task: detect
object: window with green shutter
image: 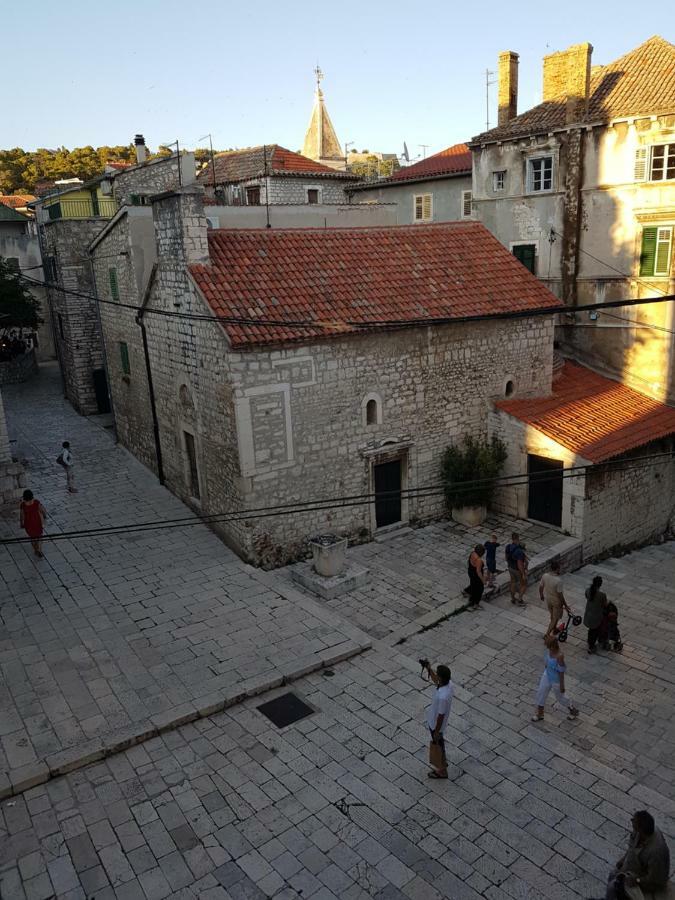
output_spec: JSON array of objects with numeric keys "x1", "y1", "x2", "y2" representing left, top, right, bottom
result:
[
  {"x1": 640, "y1": 226, "x2": 673, "y2": 276},
  {"x1": 119, "y1": 341, "x2": 130, "y2": 375},
  {"x1": 108, "y1": 267, "x2": 119, "y2": 300}
]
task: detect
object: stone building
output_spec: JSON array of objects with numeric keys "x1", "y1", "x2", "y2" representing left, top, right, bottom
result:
[
  {"x1": 196, "y1": 145, "x2": 358, "y2": 207},
  {"x1": 491, "y1": 360, "x2": 675, "y2": 558},
  {"x1": 301, "y1": 67, "x2": 345, "y2": 170},
  {"x1": 348, "y1": 144, "x2": 473, "y2": 225},
  {"x1": 0, "y1": 204, "x2": 53, "y2": 359},
  {"x1": 95, "y1": 183, "x2": 561, "y2": 566},
  {"x1": 0, "y1": 388, "x2": 24, "y2": 507},
  {"x1": 32, "y1": 141, "x2": 193, "y2": 415},
  {"x1": 470, "y1": 36, "x2": 675, "y2": 403}
]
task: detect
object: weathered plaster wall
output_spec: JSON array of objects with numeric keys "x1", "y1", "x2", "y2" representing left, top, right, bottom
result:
[{"x1": 351, "y1": 175, "x2": 472, "y2": 225}]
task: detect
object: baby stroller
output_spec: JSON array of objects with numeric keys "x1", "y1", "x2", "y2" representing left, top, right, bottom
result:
[{"x1": 555, "y1": 610, "x2": 583, "y2": 642}]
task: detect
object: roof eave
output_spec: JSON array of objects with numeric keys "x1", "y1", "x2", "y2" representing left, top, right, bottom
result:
[{"x1": 348, "y1": 170, "x2": 471, "y2": 190}]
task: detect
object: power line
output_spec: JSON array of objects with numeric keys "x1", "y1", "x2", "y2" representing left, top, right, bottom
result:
[{"x1": 2, "y1": 451, "x2": 672, "y2": 547}]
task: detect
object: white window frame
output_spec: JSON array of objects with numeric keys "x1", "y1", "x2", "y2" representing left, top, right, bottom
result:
[
  {"x1": 305, "y1": 186, "x2": 322, "y2": 204},
  {"x1": 648, "y1": 144, "x2": 675, "y2": 182},
  {"x1": 526, "y1": 156, "x2": 554, "y2": 193},
  {"x1": 492, "y1": 170, "x2": 506, "y2": 192},
  {"x1": 461, "y1": 190, "x2": 473, "y2": 218},
  {"x1": 654, "y1": 226, "x2": 673, "y2": 276},
  {"x1": 413, "y1": 193, "x2": 433, "y2": 222}
]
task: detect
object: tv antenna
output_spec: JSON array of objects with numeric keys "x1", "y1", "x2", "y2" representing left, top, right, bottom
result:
[
  {"x1": 418, "y1": 144, "x2": 429, "y2": 159},
  {"x1": 485, "y1": 69, "x2": 496, "y2": 131}
]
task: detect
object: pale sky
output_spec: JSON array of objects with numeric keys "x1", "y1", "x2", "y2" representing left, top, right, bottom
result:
[{"x1": 3, "y1": 1, "x2": 666, "y2": 162}]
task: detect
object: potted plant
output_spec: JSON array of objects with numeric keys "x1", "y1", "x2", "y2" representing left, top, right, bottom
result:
[
  {"x1": 441, "y1": 435, "x2": 507, "y2": 527},
  {"x1": 309, "y1": 533, "x2": 348, "y2": 577}
]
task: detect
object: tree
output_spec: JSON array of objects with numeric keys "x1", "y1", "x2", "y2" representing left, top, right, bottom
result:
[
  {"x1": 441, "y1": 435, "x2": 507, "y2": 509},
  {"x1": 0, "y1": 257, "x2": 43, "y2": 329}
]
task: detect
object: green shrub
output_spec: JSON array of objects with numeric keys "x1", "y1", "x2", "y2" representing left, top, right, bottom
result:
[{"x1": 441, "y1": 435, "x2": 507, "y2": 509}]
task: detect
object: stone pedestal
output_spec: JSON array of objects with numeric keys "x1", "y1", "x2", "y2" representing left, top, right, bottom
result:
[
  {"x1": 291, "y1": 562, "x2": 369, "y2": 600},
  {"x1": 309, "y1": 535, "x2": 348, "y2": 577},
  {"x1": 451, "y1": 505, "x2": 487, "y2": 527}
]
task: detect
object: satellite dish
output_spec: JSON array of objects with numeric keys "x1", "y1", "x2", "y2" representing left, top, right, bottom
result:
[{"x1": 402, "y1": 141, "x2": 410, "y2": 163}]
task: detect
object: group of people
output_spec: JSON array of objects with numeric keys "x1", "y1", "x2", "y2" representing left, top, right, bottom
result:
[
  {"x1": 465, "y1": 530, "x2": 528, "y2": 610},
  {"x1": 0, "y1": 330, "x2": 32, "y2": 362},
  {"x1": 18, "y1": 440, "x2": 77, "y2": 557}
]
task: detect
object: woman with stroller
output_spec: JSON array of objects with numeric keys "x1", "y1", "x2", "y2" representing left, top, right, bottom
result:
[{"x1": 584, "y1": 575, "x2": 608, "y2": 654}]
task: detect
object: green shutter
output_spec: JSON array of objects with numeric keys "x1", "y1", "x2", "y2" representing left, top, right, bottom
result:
[
  {"x1": 119, "y1": 342, "x2": 130, "y2": 375},
  {"x1": 513, "y1": 244, "x2": 536, "y2": 275},
  {"x1": 640, "y1": 227, "x2": 657, "y2": 276},
  {"x1": 109, "y1": 267, "x2": 119, "y2": 300}
]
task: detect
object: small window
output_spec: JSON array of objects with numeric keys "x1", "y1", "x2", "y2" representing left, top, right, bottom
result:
[
  {"x1": 108, "y1": 267, "x2": 119, "y2": 301},
  {"x1": 640, "y1": 226, "x2": 673, "y2": 277},
  {"x1": 130, "y1": 194, "x2": 149, "y2": 206},
  {"x1": 527, "y1": 157, "x2": 553, "y2": 192},
  {"x1": 493, "y1": 171, "x2": 506, "y2": 192},
  {"x1": 246, "y1": 186, "x2": 261, "y2": 206},
  {"x1": 414, "y1": 194, "x2": 433, "y2": 222},
  {"x1": 461, "y1": 190, "x2": 473, "y2": 218},
  {"x1": 649, "y1": 144, "x2": 675, "y2": 182},
  {"x1": 307, "y1": 189, "x2": 319, "y2": 205},
  {"x1": 184, "y1": 431, "x2": 201, "y2": 500},
  {"x1": 44, "y1": 256, "x2": 58, "y2": 282},
  {"x1": 366, "y1": 399, "x2": 378, "y2": 425},
  {"x1": 513, "y1": 244, "x2": 537, "y2": 274},
  {"x1": 362, "y1": 393, "x2": 383, "y2": 426},
  {"x1": 58, "y1": 313, "x2": 65, "y2": 339},
  {"x1": 504, "y1": 379, "x2": 515, "y2": 397},
  {"x1": 119, "y1": 341, "x2": 130, "y2": 376}
]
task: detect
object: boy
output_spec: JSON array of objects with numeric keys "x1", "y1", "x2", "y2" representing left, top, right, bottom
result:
[{"x1": 484, "y1": 533, "x2": 499, "y2": 594}]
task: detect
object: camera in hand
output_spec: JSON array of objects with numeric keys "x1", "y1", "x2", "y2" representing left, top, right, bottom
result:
[{"x1": 419, "y1": 658, "x2": 430, "y2": 671}]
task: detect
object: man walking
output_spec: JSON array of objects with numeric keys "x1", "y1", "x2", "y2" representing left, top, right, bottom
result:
[
  {"x1": 422, "y1": 661, "x2": 454, "y2": 779},
  {"x1": 539, "y1": 559, "x2": 570, "y2": 639},
  {"x1": 505, "y1": 532, "x2": 527, "y2": 606},
  {"x1": 58, "y1": 441, "x2": 78, "y2": 493}
]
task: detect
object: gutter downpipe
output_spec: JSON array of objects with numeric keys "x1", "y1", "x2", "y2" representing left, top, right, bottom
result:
[{"x1": 135, "y1": 264, "x2": 165, "y2": 485}]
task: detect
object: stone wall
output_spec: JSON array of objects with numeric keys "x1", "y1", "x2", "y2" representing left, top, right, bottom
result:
[
  {"x1": 264, "y1": 177, "x2": 350, "y2": 205},
  {"x1": 43, "y1": 218, "x2": 108, "y2": 414},
  {"x1": 113, "y1": 153, "x2": 195, "y2": 206},
  {"x1": 0, "y1": 349, "x2": 38, "y2": 385},
  {"x1": 0, "y1": 388, "x2": 25, "y2": 507}
]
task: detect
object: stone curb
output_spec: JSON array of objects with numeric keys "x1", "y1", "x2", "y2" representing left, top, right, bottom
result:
[{"x1": 0, "y1": 634, "x2": 371, "y2": 801}]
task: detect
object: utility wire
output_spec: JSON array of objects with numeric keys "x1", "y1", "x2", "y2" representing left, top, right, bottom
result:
[{"x1": 2, "y1": 451, "x2": 673, "y2": 547}]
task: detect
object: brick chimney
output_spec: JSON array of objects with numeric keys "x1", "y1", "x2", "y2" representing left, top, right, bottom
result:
[
  {"x1": 542, "y1": 42, "x2": 593, "y2": 124},
  {"x1": 497, "y1": 51, "x2": 519, "y2": 127},
  {"x1": 134, "y1": 134, "x2": 147, "y2": 165}
]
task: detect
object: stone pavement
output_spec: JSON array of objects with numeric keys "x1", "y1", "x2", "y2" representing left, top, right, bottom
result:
[
  {"x1": 280, "y1": 517, "x2": 573, "y2": 641},
  {"x1": 1, "y1": 541, "x2": 673, "y2": 899},
  {"x1": 0, "y1": 365, "x2": 370, "y2": 795}
]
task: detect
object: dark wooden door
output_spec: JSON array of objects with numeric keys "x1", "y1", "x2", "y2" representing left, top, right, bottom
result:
[
  {"x1": 527, "y1": 454, "x2": 563, "y2": 526},
  {"x1": 92, "y1": 368, "x2": 110, "y2": 414},
  {"x1": 374, "y1": 460, "x2": 402, "y2": 528}
]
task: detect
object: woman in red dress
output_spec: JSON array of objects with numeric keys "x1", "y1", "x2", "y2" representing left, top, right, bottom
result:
[{"x1": 19, "y1": 489, "x2": 46, "y2": 557}]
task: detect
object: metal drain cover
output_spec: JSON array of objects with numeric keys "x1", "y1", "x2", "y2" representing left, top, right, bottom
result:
[{"x1": 257, "y1": 692, "x2": 314, "y2": 728}]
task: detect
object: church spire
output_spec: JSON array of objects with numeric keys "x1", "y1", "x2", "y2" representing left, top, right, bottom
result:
[{"x1": 302, "y1": 66, "x2": 345, "y2": 170}]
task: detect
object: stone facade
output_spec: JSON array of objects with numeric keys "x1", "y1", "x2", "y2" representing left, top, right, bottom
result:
[
  {"x1": 208, "y1": 175, "x2": 352, "y2": 207},
  {"x1": 0, "y1": 387, "x2": 24, "y2": 507},
  {"x1": 489, "y1": 408, "x2": 675, "y2": 560},
  {"x1": 0, "y1": 223, "x2": 54, "y2": 360},
  {"x1": 105, "y1": 188, "x2": 556, "y2": 567},
  {"x1": 112, "y1": 153, "x2": 195, "y2": 206}
]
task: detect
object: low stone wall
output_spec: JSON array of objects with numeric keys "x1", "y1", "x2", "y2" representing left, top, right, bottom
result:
[
  {"x1": 0, "y1": 460, "x2": 25, "y2": 507},
  {"x1": 0, "y1": 349, "x2": 38, "y2": 385}
]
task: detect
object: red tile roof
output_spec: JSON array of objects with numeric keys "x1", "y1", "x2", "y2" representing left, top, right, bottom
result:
[
  {"x1": 473, "y1": 36, "x2": 675, "y2": 143},
  {"x1": 496, "y1": 360, "x2": 675, "y2": 462},
  {"x1": 196, "y1": 144, "x2": 357, "y2": 185},
  {"x1": 189, "y1": 222, "x2": 561, "y2": 349},
  {"x1": 377, "y1": 143, "x2": 472, "y2": 185},
  {"x1": 0, "y1": 194, "x2": 36, "y2": 208}
]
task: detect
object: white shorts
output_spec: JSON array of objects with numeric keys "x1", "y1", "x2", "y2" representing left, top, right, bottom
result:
[{"x1": 535, "y1": 671, "x2": 574, "y2": 709}]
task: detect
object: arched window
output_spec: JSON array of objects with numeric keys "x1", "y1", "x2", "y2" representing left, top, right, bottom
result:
[
  {"x1": 361, "y1": 393, "x2": 383, "y2": 426},
  {"x1": 504, "y1": 379, "x2": 515, "y2": 397}
]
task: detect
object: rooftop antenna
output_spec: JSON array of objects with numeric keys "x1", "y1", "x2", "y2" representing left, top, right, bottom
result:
[
  {"x1": 485, "y1": 69, "x2": 496, "y2": 131},
  {"x1": 198, "y1": 133, "x2": 217, "y2": 189},
  {"x1": 263, "y1": 144, "x2": 271, "y2": 229},
  {"x1": 418, "y1": 144, "x2": 429, "y2": 159}
]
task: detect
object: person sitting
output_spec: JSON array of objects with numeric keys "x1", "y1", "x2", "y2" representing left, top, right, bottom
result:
[{"x1": 604, "y1": 810, "x2": 671, "y2": 899}]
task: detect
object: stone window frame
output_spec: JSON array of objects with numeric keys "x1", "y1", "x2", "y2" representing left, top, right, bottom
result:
[
  {"x1": 362, "y1": 441, "x2": 412, "y2": 535},
  {"x1": 503, "y1": 376, "x2": 516, "y2": 398},
  {"x1": 235, "y1": 383, "x2": 295, "y2": 478},
  {"x1": 361, "y1": 392, "x2": 383, "y2": 427},
  {"x1": 305, "y1": 186, "x2": 322, "y2": 205}
]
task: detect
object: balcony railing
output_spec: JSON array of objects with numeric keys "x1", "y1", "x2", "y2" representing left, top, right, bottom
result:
[{"x1": 47, "y1": 198, "x2": 118, "y2": 220}]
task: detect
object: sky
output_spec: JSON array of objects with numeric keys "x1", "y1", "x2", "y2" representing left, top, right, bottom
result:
[{"x1": 3, "y1": 1, "x2": 667, "y2": 162}]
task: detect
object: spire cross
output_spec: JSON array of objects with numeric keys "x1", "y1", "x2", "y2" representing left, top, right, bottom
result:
[{"x1": 314, "y1": 64, "x2": 324, "y2": 89}]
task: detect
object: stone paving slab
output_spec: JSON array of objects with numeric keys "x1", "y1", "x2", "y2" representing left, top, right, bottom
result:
[
  {"x1": 0, "y1": 366, "x2": 370, "y2": 796},
  {"x1": 1, "y1": 541, "x2": 673, "y2": 899}
]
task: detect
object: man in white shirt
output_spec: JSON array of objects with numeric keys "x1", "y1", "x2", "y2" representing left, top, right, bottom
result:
[
  {"x1": 539, "y1": 559, "x2": 569, "y2": 639},
  {"x1": 59, "y1": 441, "x2": 77, "y2": 493},
  {"x1": 424, "y1": 662, "x2": 453, "y2": 780}
]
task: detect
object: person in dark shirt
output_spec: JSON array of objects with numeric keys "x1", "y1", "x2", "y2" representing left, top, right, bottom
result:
[{"x1": 484, "y1": 533, "x2": 499, "y2": 594}]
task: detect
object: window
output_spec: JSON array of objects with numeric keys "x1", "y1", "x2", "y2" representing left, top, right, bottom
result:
[
  {"x1": 649, "y1": 144, "x2": 675, "y2": 181},
  {"x1": 130, "y1": 194, "x2": 149, "y2": 206},
  {"x1": 362, "y1": 393, "x2": 383, "y2": 426},
  {"x1": 119, "y1": 341, "x2": 130, "y2": 376},
  {"x1": 108, "y1": 267, "x2": 119, "y2": 301},
  {"x1": 512, "y1": 244, "x2": 537, "y2": 274},
  {"x1": 44, "y1": 255, "x2": 58, "y2": 282},
  {"x1": 414, "y1": 194, "x2": 433, "y2": 222},
  {"x1": 461, "y1": 190, "x2": 473, "y2": 218},
  {"x1": 184, "y1": 431, "x2": 200, "y2": 500},
  {"x1": 5, "y1": 257, "x2": 19, "y2": 271},
  {"x1": 246, "y1": 186, "x2": 261, "y2": 206},
  {"x1": 640, "y1": 226, "x2": 673, "y2": 277},
  {"x1": 493, "y1": 171, "x2": 506, "y2": 192},
  {"x1": 307, "y1": 188, "x2": 319, "y2": 204},
  {"x1": 527, "y1": 157, "x2": 553, "y2": 192},
  {"x1": 366, "y1": 400, "x2": 378, "y2": 425},
  {"x1": 504, "y1": 379, "x2": 515, "y2": 397},
  {"x1": 58, "y1": 314, "x2": 65, "y2": 339}
]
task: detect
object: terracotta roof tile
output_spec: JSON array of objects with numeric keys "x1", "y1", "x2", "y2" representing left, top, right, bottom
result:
[
  {"x1": 496, "y1": 360, "x2": 675, "y2": 462},
  {"x1": 473, "y1": 36, "x2": 675, "y2": 143},
  {"x1": 379, "y1": 143, "x2": 472, "y2": 184},
  {"x1": 0, "y1": 194, "x2": 36, "y2": 208},
  {"x1": 189, "y1": 222, "x2": 561, "y2": 349},
  {"x1": 196, "y1": 144, "x2": 357, "y2": 185}
]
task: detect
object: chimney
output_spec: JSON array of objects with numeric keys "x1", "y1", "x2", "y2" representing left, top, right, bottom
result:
[
  {"x1": 542, "y1": 42, "x2": 593, "y2": 124},
  {"x1": 134, "y1": 134, "x2": 147, "y2": 165},
  {"x1": 497, "y1": 51, "x2": 519, "y2": 127}
]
